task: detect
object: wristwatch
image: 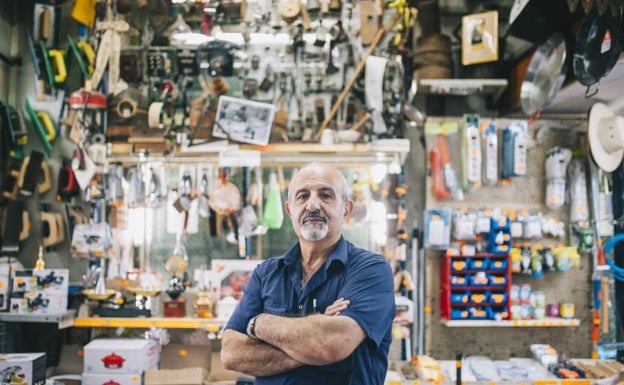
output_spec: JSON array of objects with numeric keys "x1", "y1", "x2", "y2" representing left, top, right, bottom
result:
[{"x1": 246, "y1": 314, "x2": 262, "y2": 340}]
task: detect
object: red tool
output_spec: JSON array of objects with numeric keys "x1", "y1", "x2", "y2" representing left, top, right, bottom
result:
[{"x1": 429, "y1": 145, "x2": 450, "y2": 200}]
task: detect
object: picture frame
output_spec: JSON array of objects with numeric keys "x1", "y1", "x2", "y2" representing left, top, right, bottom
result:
[
  {"x1": 208, "y1": 259, "x2": 262, "y2": 300},
  {"x1": 213, "y1": 96, "x2": 276, "y2": 146},
  {"x1": 461, "y1": 10, "x2": 499, "y2": 66}
]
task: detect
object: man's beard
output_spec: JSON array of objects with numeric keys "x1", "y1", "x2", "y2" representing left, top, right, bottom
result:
[{"x1": 300, "y1": 212, "x2": 329, "y2": 241}]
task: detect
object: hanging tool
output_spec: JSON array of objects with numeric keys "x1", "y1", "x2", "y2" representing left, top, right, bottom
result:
[
  {"x1": 317, "y1": 11, "x2": 401, "y2": 140},
  {"x1": 56, "y1": 158, "x2": 81, "y2": 202},
  {"x1": 438, "y1": 135, "x2": 464, "y2": 201},
  {"x1": 90, "y1": 17, "x2": 131, "y2": 92},
  {"x1": 24, "y1": 99, "x2": 54, "y2": 155},
  {"x1": 430, "y1": 143, "x2": 450, "y2": 200},
  {"x1": 16, "y1": 150, "x2": 52, "y2": 197},
  {"x1": 41, "y1": 204, "x2": 66, "y2": 248},
  {"x1": 326, "y1": 21, "x2": 347, "y2": 75},
  {"x1": 1, "y1": 159, "x2": 24, "y2": 202},
  {"x1": 26, "y1": 32, "x2": 46, "y2": 99},
  {"x1": 65, "y1": 35, "x2": 94, "y2": 81},
  {"x1": 0, "y1": 101, "x2": 28, "y2": 150},
  {"x1": 387, "y1": 0, "x2": 417, "y2": 50},
  {"x1": 1, "y1": 199, "x2": 27, "y2": 253}
]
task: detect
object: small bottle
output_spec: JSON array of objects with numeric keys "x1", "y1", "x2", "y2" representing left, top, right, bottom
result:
[{"x1": 34, "y1": 246, "x2": 45, "y2": 270}]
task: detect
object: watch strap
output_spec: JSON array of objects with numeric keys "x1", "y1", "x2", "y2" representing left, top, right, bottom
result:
[{"x1": 246, "y1": 314, "x2": 262, "y2": 340}]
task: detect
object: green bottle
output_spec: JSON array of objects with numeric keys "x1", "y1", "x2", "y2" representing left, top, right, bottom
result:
[{"x1": 263, "y1": 172, "x2": 284, "y2": 229}]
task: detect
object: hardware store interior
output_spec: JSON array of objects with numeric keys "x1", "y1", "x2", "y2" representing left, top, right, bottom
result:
[{"x1": 1, "y1": 0, "x2": 624, "y2": 383}]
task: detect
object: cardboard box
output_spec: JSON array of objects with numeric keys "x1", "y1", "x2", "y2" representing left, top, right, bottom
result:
[
  {"x1": 13, "y1": 269, "x2": 69, "y2": 293},
  {"x1": 10, "y1": 292, "x2": 68, "y2": 314},
  {"x1": 81, "y1": 372, "x2": 142, "y2": 385},
  {"x1": 0, "y1": 352, "x2": 46, "y2": 385},
  {"x1": 207, "y1": 352, "x2": 244, "y2": 383},
  {"x1": 0, "y1": 275, "x2": 9, "y2": 311},
  {"x1": 144, "y1": 367, "x2": 206, "y2": 385},
  {"x1": 83, "y1": 339, "x2": 159, "y2": 374},
  {"x1": 159, "y1": 344, "x2": 211, "y2": 370}
]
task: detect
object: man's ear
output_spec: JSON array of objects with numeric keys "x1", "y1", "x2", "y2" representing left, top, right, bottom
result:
[
  {"x1": 344, "y1": 200, "x2": 354, "y2": 218},
  {"x1": 285, "y1": 200, "x2": 292, "y2": 217}
]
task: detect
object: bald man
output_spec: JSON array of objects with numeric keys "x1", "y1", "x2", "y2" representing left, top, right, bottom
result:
[{"x1": 221, "y1": 163, "x2": 396, "y2": 385}]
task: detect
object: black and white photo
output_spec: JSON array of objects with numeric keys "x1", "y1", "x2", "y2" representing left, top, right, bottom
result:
[{"x1": 213, "y1": 96, "x2": 275, "y2": 146}]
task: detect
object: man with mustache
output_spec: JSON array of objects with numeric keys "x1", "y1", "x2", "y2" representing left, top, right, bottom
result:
[{"x1": 221, "y1": 162, "x2": 396, "y2": 384}]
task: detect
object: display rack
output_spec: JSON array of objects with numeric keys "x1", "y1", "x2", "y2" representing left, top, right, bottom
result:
[{"x1": 440, "y1": 253, "x2": 512, "y2": 322}]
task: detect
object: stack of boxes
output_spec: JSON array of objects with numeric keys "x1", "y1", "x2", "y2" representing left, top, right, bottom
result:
[
  {"x1": 82, "y1": 339, "x2": 160, "y2": 385},
  {"x1": 0, "y1": 352, "x2": 46, "y2": 385},
  {"x1": 0, "y1": 264, "x2": 10, "y2": 312},
  {"x1": 10, "y1": 269, "x2": 69, "y2": 314}
]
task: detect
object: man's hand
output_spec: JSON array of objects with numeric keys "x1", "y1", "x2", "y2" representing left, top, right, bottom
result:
[{"x1": 324, "y1": 297, "x2": 350, "y2": 315}]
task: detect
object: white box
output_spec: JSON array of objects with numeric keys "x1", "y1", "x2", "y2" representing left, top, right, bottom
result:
[
  {"x1": 10, "y1": 292, "x2": 68, "y2": 314},
  {"x1": 0, "y1": 352, "x2": 46, "y2": 385},
  {"x1": 83, "y1": 339, "x2": 159, "y2": 374},
  {"x1": 81, "y1": 372, "x2": 143, "y2": 385},
  {"x1": 12, "y1": 269, "x2": 69, "y2": 293},
  {"x1": 144, "y1": 368, "x2": 206, "y2": 385},
  {"x1": 0, "y1": 273, "x2": 9, "y2": 311}
]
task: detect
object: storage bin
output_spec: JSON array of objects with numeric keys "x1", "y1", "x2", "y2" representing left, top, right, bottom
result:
[
  {"x1": 469, "y1": 258, "x2": 489, "y2": 270},
  {"x1": 450, "y1": 292, "x2": 470, "y2": 304}
]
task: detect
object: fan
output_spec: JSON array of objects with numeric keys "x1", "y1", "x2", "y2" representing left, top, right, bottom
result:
[{"x1": 588, "y1": 102, "x2": 624, "y2": 172}]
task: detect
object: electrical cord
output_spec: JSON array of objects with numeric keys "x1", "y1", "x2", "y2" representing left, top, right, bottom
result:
[{"x1": 602, "y1": 233, "x2": 624, "y2": 281}]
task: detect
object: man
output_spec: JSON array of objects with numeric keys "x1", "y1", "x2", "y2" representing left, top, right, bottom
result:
[{"x1": 221, "y1": 162, "x2": 396, "y2": 384}]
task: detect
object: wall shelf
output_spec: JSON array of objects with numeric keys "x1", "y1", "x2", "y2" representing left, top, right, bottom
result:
[
  {"x1": 441, "y1": 317, "x2": 580, "y2": 327},
  {"x1": 0, "y1": 310, "x2": 75, "y2": 329},
  {"x1": 107, "y1": 139, "x2": 410, "y2": 167},
  {"x1": 419, "y1": 78, "x2": 508, "y2": 101},
  {"x1": 72, "y1": 316, "x2": 226, "y2": 332}
]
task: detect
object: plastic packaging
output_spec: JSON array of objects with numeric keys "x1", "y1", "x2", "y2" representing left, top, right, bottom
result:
[{"x1": 263, "y1": 172, "x2": 284, "y2": 229}]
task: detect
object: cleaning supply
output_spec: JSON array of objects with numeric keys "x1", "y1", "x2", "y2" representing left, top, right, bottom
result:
[
  {"x1": 462, "y1": 115, "x2": 482, "y2": 186},
  {"x1": 568, "y1": 157, "x2": 589, "y2": 223},
  {"x1": 545, "y1": 146, "x2": 571, "y2": 209}
]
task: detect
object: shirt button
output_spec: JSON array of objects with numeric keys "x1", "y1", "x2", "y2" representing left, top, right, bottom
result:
[{"x1": 298, "y1": 304, "x2": 303, "y2": 310}]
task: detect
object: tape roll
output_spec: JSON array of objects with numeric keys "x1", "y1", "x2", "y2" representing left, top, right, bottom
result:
[
  {"x1": 91, "y1": 133, "x2": 106, "y2": 144},
  {"x1": 148, "y1": 102, "x2": 165, "y2": 129},
  {"x1": 116, "y1": 98, "x2": 138, "y2": 118},
  {"x1": 280, "y1": 0, "x2": 301, "y2": 24}
]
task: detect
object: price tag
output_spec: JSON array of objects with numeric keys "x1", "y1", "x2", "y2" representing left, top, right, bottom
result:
[{"x1": 219, "y1": 146, "x2": 261, "y2": 167}]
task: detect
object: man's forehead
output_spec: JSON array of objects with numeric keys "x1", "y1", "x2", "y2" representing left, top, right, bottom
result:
[{"x1": 293, "y1": 181, "x2": 336, "y2": 192}]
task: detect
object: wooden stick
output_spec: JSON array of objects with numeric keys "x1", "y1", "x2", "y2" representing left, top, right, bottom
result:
[
  {"x1": 601, "y1": 276, "x2": 610, "y2": 334},
  {"x1": 316, "y1": 11, "x2": 401, "y2": 140}
]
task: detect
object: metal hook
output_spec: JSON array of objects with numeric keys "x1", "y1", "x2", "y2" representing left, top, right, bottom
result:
[{"x1": 585, "y1": 82, "x2": 600, "y2": 98}]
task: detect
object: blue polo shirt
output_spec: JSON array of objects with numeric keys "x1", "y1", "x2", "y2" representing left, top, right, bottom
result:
[{"x1": 225, "y1": 236, "x2": 396, "y2": 385}]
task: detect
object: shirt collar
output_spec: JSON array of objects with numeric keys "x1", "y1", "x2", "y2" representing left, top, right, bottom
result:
[{"x1": 279, "y1": 236, "x2": 349, "y2": 271}]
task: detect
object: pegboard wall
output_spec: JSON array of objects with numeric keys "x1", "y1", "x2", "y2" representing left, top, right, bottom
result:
[{"x1": 422, "y1": 116, "x2": 595, "y2": 359}]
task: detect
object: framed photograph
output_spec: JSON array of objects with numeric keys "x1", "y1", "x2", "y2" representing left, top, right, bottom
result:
[
  {"x1": 461, "y1": 10, "x2": 499, "y2": 65},
  {"x1": 209, "y1": 259, "x2": 262, "y2": 300},
  {"x1": 213, "y1": 96, "x2": 276, "y2": 146}
]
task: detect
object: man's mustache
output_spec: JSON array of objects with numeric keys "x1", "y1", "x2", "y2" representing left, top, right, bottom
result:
[{"x1": 302, "y1": 211, "x2": 328, "y2": 223}]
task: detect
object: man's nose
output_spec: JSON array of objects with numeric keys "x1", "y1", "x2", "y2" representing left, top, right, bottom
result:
[{"x1": 305, "y1": 194, "x2": 321, "y2": 210}]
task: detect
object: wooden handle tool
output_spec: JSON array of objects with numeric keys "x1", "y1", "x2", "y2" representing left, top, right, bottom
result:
[{"x1": 316, "y1": 11, "x2": 401, "y2": 140}]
